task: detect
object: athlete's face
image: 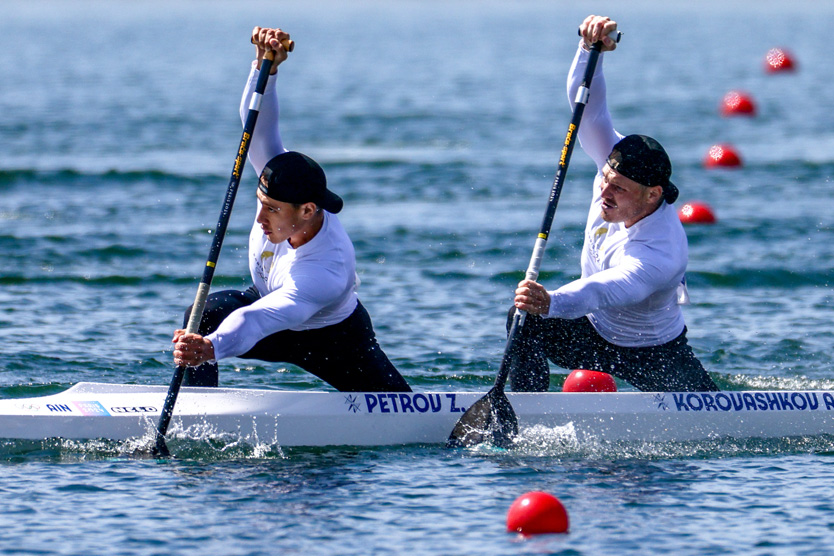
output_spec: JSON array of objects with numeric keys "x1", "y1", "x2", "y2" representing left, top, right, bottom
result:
[
  {"x1": 256, "y1": 188, "x2": 311, "y2": 246},
  {"x1": 599, "y1": 163, "x2": 663, "y2": 227}
]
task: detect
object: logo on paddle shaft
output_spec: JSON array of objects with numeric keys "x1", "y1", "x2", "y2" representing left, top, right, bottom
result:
[
  {"x1": 232, "y1": 132, "x2": 251, "y2": 179},
  {"x1": 559, "y1": 123, "x2": 577, "y2": 168}
]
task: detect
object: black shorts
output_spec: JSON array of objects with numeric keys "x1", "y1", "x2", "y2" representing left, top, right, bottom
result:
[
  {"x1": 182, "y1": 288, "x2": 411, "y2": 392},
  {"x1": 506, "y1": 308, "x2": 719, "y2": 393}
]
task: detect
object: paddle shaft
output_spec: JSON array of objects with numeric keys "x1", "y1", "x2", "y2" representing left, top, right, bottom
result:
[
  {"x1": 153, "y1": 51, "x2": 278, "y2": 457},
  {"x1": 493, "y1": 40, "x2": 608, "y2": 394}
]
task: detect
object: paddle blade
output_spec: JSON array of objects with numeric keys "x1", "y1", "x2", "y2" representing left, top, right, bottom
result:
[{"x1": 446, "y1": 388, "x2": 518, "y2": 449}]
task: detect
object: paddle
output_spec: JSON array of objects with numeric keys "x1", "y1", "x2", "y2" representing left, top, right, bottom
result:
[
  {"x1": 446, "y1": 31, "x2": 620, "y2": 449},
  {"x1": 153, "y1": 39, "x2": 293, "y2": 458}
]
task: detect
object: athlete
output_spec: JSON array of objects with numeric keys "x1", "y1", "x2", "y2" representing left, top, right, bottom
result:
[
  {"x1": 172, "y1": 27, "x2": 411, "y2": 393},
  {"x1": 508, "y1": 15, "x2": 719, "y2": 393}
]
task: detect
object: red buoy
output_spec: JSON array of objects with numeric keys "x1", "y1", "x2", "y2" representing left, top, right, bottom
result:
[
  {"x1": 562, "y1": 369, "x2": 617, "y2": 392},
  {"x1": 704, "y1": 144, "x2": 742, "y2": 168},
  {"x1": 720, "y1": 90, "x2": 756, "y2": 117},
  {"x1": 507, "y1": 492, "x2": 569, "y2": 535},
  {"x1": 678, "y1": 202, "x2": 716, "y2": 224},
  {"x1": 764, "y1": 47, "x2": 796, "y2": 73}
]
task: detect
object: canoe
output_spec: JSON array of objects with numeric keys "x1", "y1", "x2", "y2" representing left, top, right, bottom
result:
[{"x1": 2, "y1": 382, "x2": 834, "y2": 447}]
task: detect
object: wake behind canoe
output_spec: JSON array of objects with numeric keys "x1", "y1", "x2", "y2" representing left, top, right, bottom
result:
[{"x1": 2, "y1": 383, "x2": 834, "y2": 447}]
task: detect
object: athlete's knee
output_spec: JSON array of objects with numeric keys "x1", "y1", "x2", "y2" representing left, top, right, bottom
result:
[
  {"x1": 506, "y1": 305, "x2": 516, "y2": 332},
  {"x1": 182, "y1": 362, "x2": 219, "y2": 387},
  {"x1": 386, "y1": 372, "x2": 412, "y2": 392},
  {"x1": 182, "y1": 305, "x2": 194, "y2": 329},
  {"x1": 506, "y1": 306, "x2": 546, "y2": 336},
  {"x1": 181, "y1": 304, "x2": 216, "y2": 336},
  {"x1": 509, "y1": 365, "x2": 550, "y2": 392},
  {"x1": 183, "y1": 290, "x2": 249, "y2": 335}
]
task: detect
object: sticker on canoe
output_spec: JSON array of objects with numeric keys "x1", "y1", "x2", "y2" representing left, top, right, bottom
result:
[
  {"x1": 110, "y1": 406, "x2": 158, "y2": 414},
  {"x1": 73, "y1": 401, "x2": 110, "y2": 416},
  {"x1": 43, "y1": 401, "x2": 111, "y2": 416}
]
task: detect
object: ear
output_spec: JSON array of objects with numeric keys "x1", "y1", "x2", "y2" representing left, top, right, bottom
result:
[
  {"x1": 646, "y1": 185, "x2": 663, "y2": 204},
  {"x1": 299, "y1": 202, "x2": 319, "y2": 219}
]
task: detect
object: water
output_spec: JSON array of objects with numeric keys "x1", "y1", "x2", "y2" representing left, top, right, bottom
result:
[{"x1": 1, "y1": 0, "x2": 833, "y2": 553}]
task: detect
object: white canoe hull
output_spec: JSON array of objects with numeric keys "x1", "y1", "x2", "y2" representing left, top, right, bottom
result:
[{"x1": 2, "y1": 383, "x2": 834, "y2": 447}]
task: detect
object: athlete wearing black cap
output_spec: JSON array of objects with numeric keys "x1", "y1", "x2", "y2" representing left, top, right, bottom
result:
[
  {"x1": 172, "y1": 27, "x2": 411, "y2": 393},
  {"x1": 509, "y1": 15, "x2": 718, "y2": 393}
]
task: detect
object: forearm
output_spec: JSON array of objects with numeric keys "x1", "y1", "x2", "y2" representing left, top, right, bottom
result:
[
  {"x1": 566, "y1": 42, "x2": 620, "y2": 170},
  {"x1": 547, "y1": 266, "x2": 658, "y2": 319},
  {"x1": 206, "y1": 294, "x2": 319, "y2": 360},
  {"x1": 240, "y1": 64, "x2": 287, "y2": 176}
]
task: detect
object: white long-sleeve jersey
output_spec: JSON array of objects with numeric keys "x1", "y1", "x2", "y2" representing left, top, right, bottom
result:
[
  {"x1": 545, "y1": 44, "x2": 689, "y2": 348},
  {"x1": 206, "y1": 63, "x2": 358, "y2": 361}
]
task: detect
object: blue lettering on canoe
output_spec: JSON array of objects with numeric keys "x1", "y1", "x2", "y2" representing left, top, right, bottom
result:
[
  {"x1": 399, "y1": 394, "x2": 414, "y2": 413},
  {"x1": 778, "y1": 393, "x2": 794, "y2": 410},
  {"x1": 688, "y1": 393, "x2": 704, "y2": 411},
  {"x1": 755, "y1": 393, "x2": 768, "y2": 410},
  {"x1": 362, "y1": 393, "x2": 448, "y2": 414},
  {"x1": 729, "y1": 393, "x2": 744, "y2": 411},
  {"x1": 791, "y1": 393, "x2": 808, "y2": 410},
  {"x1": 671, "y1": 392, "x2": 827, "y2": 412},
  {"x1": 386, "y1": 394, "x2": 400, "y2": 412},
  {"x1": 673, "y1": 394, "x2": 689, "y2": 411},
  {"x1": 765, "y1": 393, "x2": 781, "y2": 410},
  {"x1": 713, "y1": 393, "x2": 731, "y2": 411},
  {"x1": 47, "y1": 404, "x2": 72, "y2": 413},
  {"x1": 446, "y1": 394, "x2": 465, "y2": 413},
  {"x1": 413, "y1": 395, "x2": 429, "y2": 413}
]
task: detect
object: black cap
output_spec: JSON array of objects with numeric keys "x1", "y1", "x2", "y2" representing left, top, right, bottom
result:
[
  {"x1": 607, "y1": 135, "x2": 679, "y2": 204},
  {"x1": 258, "y1": 151, "x2": 343, "y2": 214}
]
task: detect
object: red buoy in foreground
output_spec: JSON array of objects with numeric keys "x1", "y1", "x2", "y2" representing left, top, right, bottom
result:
[
  {"x1": 764, "y1": 47, "x2": 796, "y2": 73},
  {"x1": 507, "y1": 492, "x2": 569, "y2": 535},
  {"x1": 562, "y1": 369, "x2": 617, "y2": 392},
  {"x1": 720, "y1": 90, "x2": 756, "y2": 117},
  {"x1": 704, "y1": 144, "x2": 742, "y2": 168},
  {"x1": 678, "y1": 201, "x2": 717, "y2": 224}
]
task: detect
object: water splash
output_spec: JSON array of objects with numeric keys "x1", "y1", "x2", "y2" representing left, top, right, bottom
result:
[
  {"x1": 724, "y1": 374, "x2": 834, "y2": 391},
  {"x1": 0, "y1": 416, "x2": 286, "y2": 463},
  {"x1": 488, "y1": 422, "x2": 834, "y2": 460}
]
